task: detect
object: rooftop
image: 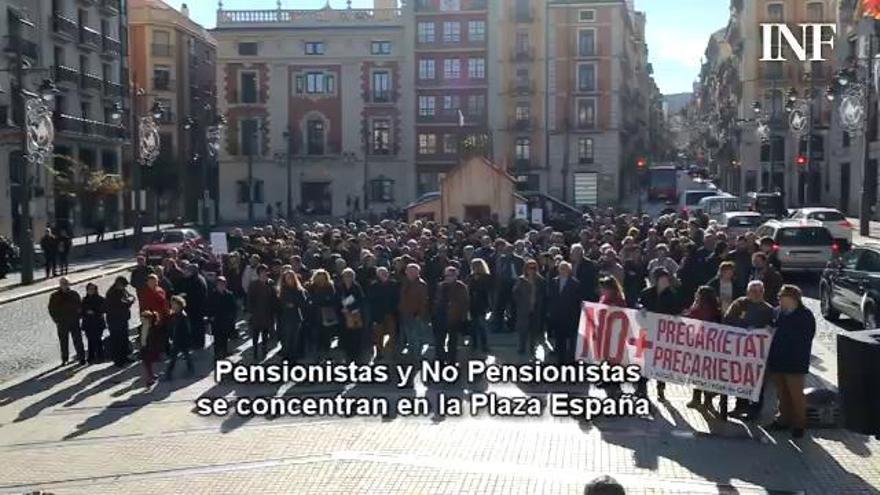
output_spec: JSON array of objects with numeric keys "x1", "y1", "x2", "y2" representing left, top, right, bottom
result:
[{"x1": 215, "y1": 6, "x2": 402, "y2": 30}]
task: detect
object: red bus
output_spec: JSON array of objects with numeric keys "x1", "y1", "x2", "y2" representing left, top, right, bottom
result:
[{"x1": 648, "y1": 166, "x2": 677, "y2": 201}]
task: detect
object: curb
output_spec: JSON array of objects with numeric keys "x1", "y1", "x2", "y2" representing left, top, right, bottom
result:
[
  {"x1": 0, "y1": 258, "x2": 131, "y2": 295},
  {"x1": 0, "y1": 262, "x2": 136, "y2": 306}
]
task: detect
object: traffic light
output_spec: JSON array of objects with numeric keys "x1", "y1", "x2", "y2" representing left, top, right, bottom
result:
[
  {"x1": 637, "y1": 158, "x2": 647, "y2": 170},
  {"x1": 795, "y1": 155, "x2": 808, "y2": 167}
]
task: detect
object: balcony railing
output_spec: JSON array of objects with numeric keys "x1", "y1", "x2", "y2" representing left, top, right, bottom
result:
[
  {"x1": 81, "y1": 72, "x2": 103, "y2": 91},
  {"x1": 53, "y1": 65, "x2": 80, "y2": 85},
  {"x1": 513, "y1": 79, "x2": 534, "y2": 94},
  {"x1": 512, "y1": 46, "x2": 534, "y2": 62},
  {"x1": 101, "y1": 36, "x2": 120, "y2": 56},
  {"x1": 511, "y1": 118, "x2": 533, "y2": 131},
  {"x1": 514, "y1": 8, "x2": 534, "y2": 22},
  {"x1": 100, "y1": 0, "x2": 120, "y2": 14},
  {"x1": 153, "y1": 77, "x2": 173, "y2": 91},
  {"x1": 52, "y1": 13, "x2": 78, "y2": 39},
  {"x1": 53, "y1": 112, "x2": 125, "y2": 139},
  {"x1": 3, "y1": 35, "x2": 39, "y2": 60},
  {"x1": 103, "y1": 80, "x2": 123, "y2": 97},
  {"x1": 415, "y1": 0, "x2": 485, "y2": 12},
  {"x1": 79, "y1": 26, "x2": 101, "y2": 48},
  {"x1": 151, "y1": 43, "x2": 172, "y2": 57},
  {"x1": 364, "y1": 90, "x2": 396, "y2": 104},
  {"x1": 217, "y1": 8, "x2": 401, "y2": 27}
]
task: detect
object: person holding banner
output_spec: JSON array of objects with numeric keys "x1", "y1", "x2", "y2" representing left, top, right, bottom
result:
[
  {"x1": 707, "y1": 261, "x2": 744, "y2": 316},
  {"x1": 637, "y1": 267, "x2": 685, "y2": 401},
  {"x1": 683, "y1": 286, "x2": 723, "y2": 411},
  {"x1": 723, "y1": 280, "x2": 774, "y2": 419},
  {"x1": 767, "y1": 285, "x2": 816, "y2": 438}
]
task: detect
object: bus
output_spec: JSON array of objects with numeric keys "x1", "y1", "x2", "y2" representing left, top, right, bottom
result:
[{"x1": 647, "y1": 166, "x2": 677, "y2": 201}]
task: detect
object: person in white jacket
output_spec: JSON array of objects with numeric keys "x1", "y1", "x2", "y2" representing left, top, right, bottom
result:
[{"x1": 241, "y1": 254, "x2": 261, "y2": 296}]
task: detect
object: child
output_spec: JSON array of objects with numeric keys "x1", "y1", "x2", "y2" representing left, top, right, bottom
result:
[{"x1": 165, "y1": 295, "x2": 194, "y2": 380}]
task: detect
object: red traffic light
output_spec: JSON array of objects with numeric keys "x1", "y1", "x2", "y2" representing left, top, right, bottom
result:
[
  {"x1": 795, "y1": 155, "x2": 808, "y2": 166},
  {"x1": 637, "y1": 158, "x2": 647, "y2": 169}
]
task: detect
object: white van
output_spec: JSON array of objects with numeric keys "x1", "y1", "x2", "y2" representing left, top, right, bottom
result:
[
  {"x1": 697, "y1": 195, "x2": 741, "y2": 223},
  {"x1": 678, "y1": 188, "x2": 719, "y2": 216}
]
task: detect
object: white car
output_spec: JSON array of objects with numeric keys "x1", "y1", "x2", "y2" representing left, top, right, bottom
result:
[
  {"x1": 720, "y1": 211, "x2": 764, "y2": 238},
  {"x1": 788, "y1": 208, "x2": 854, "y2": 244},
  {"x1": 697, "y1": 194, "x2": 740, "y2": 224},
  {"x1": 755, "y1": 220, "x2": 839, "y2": 272}
]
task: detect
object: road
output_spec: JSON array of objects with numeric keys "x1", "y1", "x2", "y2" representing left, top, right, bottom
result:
[{"x1": 0, "y1": 274, "x2": 139, "y2": 383}]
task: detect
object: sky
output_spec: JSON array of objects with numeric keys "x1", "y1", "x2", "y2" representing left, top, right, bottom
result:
[{"x1": 162, "y1": 0, "x2": 730, "y2": 95}]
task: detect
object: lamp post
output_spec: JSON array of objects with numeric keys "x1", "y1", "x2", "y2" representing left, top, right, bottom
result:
[
  {"x1": 185, "y1": 113, "x2": 225, "y2": 228},
  {"x1": 245, "y1": 119, "x2": 268, "y2": 223},
  {"x1": 16, "y1": 79, "x2": 58, "y2": 285},
  {"x1": 362, "y1": 118, "x2": 370, "y2": 214},
  {"x1": 282, "y1": 128, "x2": 293, "y2": 221},
  {"x1": 828, "y1": 33, "x2": 875, "y2": 236},
  {"x1": 133, "y1": 92, "x2": 163, "y2": 241}
]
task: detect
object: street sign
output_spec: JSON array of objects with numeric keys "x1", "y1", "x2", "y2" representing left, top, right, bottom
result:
[
  {"x1": 515, "y1": 203, "x2": 528, "y2": 220},
  {"x1": 530, "y1": 208, "x2": 543, "y2": 225}
]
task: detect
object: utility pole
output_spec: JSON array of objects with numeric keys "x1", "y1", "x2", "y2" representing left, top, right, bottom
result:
[
  {"x1": 362, "y1": 119, "x2": 370, "y2": 213},
  {"x1": 284, "y1": 129, "x2": 293, "y2": 221},
  {"x1": 15, "y1": 27, "x2": 33, "y2": 286},
  {"x1": 860, "y1": 34, "x2": 875, "y2": 237}
]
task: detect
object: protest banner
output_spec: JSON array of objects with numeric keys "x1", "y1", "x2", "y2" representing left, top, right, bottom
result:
[
  {"x1": 210, "y1": 232, "x2": 228, "y2": 255},
  {"x1": 576, "y1": 302, "x2": 773, "y2": 401}
]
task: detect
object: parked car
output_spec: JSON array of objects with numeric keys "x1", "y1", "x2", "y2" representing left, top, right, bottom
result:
[
  {"x1": 696, "y1": 194, "x2": 740, "y2": 224},
  {"x1": 720, "y1": 211, "x2": 764, "y2": 238},
  {"x1": 140, "y1": 228, "x2": 203, "y2": 264},
  {"x1": 744, "y1": 192, "x2": 788, "y2": 220},
  {"x1": 788, "y1": 207, "x2": 854, "y2": 246},
  {"x1": 820, "y1": 244, "x2": 880, "y2": 328},
  {"x1": 754, "y1": 220, "x2": 839, "y2": 273},
  {"x1": 678, "y1": 188, "x2": 720, "y2": 216}
]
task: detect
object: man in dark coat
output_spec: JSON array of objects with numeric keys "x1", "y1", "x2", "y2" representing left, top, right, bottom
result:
[
  {"x1": 434, "y1": 266, "x2": 469, "y2": 364},
  {"x1": 48, "y1": 277, "x2": 84, "y2": 365},
  {"x1": 491, "y1": 241, "x2": 523, "y2": 333},
  {"x1": 57, "y1": 230, "x2": 72, "y2": 275},
  {"x1": 637, "y1": 268, "x2": 684, "y2": 400},
  {"x1": 546, "y1": 261, "x2": 582, "y2": 364},
  {"x1": 130, "y1": 256, "x2": 152, "y2": 296},
  {"x1": 206, "y1": 276, "x2": 237, "y2": 361},
  {"x1": 178, "y1": 262, "x2": 208, "y2": 349},
  {"x1": 513, "y1": 258, "x2": 546, "y2": 359},
  {"x1": 40, "y1": 228, "x2": 58, "y2": 278},
  {"x1": 368, "y1": 267, "x2": 399, "y2": 360},
  {"x1": 247, "y1": 265, "x2": 277, "y2": 360},
  {"x1": 570, "y1": 243, "x2": 599, "y2": 303},
  {"x1": 105, "y1": 276, "x2": 135, "y2": 365}
]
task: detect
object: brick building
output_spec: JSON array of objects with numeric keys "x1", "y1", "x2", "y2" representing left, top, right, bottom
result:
[{"x1": 212, "y1": 2, "x2": 414, "y2": 222}]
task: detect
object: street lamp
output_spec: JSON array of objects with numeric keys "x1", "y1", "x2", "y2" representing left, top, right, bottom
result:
[{"x1": 132, "y1": 95, "x2": 163, "y2": 240}]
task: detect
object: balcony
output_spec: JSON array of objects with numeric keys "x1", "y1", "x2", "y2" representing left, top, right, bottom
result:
[
  {"x1": 417, "y1": 111, "x2": 463, "y2": 124},
  {"x1": 100, "y1": 0, "x2": 120, "y2": 14},
  {"x1": 52, "y1": 13, "x2": 79, "y2": 40},
  {"x1": 53, "y1": 65, "x2": 80, "y2": 85},
  {"x1": 79, "y1": 26, "x2": 101, "y2": 50},
  {"x1": 81, "y1": 72, "x2": 104, "y2": 92},
  {"x1": 3, "y1": 35, "x2": 38, "y2": 60},
  {"x1": 513, "y1": 79, "x2": 534, "y2": 94},
  {"x1": 53, "y1": 112, "x2": 125, "y2": 139},
  {"x1": 364, "y1": 90, "x2": 396, "y2": 104},
  {"x1": 103, "y1": 80, "x2": 123, "y2": 97},
  {"x1": 101, "y1": 36, "x2": 121, "y2": 57},
  {"x1": 414, "y1": 0, "x2": 485, "y2": 12},
  {"x1": 514, "y1": 8, "x2": 534, "y2": 22},
  {"x1": 153, "y1": 77, "x2": 174, "y2": 92},
  {"x1": 514, "y1": 158, "x2": 533, "y2": 169},
  {"x1": 151, "y1": 43, "x2": 172, "y2": 57},
  {"x1": 217, "y1": 7, "x2": 401, "y2": 28},
  {"x1": 512, "y1": 46, "x2": 534, "y2": 62},
  {"x1": 510, "y1": 117, "x2": 534, "y2": 131}
]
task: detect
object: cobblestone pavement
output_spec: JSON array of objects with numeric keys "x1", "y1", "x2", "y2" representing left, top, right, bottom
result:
[
  {"x1": 0, "y1": 282, "x2": 877, "y2": 494},
  {"x1": 0, "y1": 271, "x2": 138, "y2": 383}
]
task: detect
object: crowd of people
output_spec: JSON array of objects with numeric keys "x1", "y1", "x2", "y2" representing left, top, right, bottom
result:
[{"x1": 46, "y1": 207, "x2": 817, "y2": 436}]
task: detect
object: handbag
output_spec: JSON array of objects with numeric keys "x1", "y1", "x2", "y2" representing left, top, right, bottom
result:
[{"x1": 344, "y1": 310, "x2": 363, "y2": 330}]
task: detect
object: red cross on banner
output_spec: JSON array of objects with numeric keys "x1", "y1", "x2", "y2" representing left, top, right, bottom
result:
[{"x1": 862, "y1": 0, "x2": 880, "y2": 20}]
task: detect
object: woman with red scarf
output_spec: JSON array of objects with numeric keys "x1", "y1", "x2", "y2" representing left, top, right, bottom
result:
[
  {"x1": 139, "y1": 274, "x2": 170, "y2": 384},
  {"x1": 684, "y1": 285, "x2": 722, "y2": 411}
]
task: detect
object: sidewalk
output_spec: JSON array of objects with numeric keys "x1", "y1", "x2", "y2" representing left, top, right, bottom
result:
[
  {"x1": 0, "y1": 257, "x2": 135, "y2": 305},
  {"x1": 0, "y1": 310, "x2": 876, "y2": 493}
]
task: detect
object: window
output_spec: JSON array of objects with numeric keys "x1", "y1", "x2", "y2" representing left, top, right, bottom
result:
[
  {"x1": 767, "y1": 3, "x2": 783, "y2": 21},
  {"x1": 305, "y1": 41, "x2": 325, "y2": 55},
  {"x1": 468, "y1": 58, "x2": 485, "y2": 79},
  {"x1": 102, "y1": 63, "x2": 111, "y2": 82},
  {"x1": 418, "y1": 95, "x2": 436, "y2": 116},
  {"x1": 579, "y1": 9, "x2": 595, "y2": 22},
  {"x1": 418, "y1": 172, "x2": 439, "y2": 195},
  {"x1": 515, "y1": 137, "x2": 531, "y2": 162},
  {"x1": 81, "y1": 101, "x2": 90, "y2": 120},
  {"x1": 417, "y1": 22, "x2": 435, "y2": 43},
  {"x1": 468, "y1": 21, "x2": 485, "y2": 42},
  {"x1": 576, "y1": 98, "x2": 596, "y2": 128},
  {"x1": 307, "y1": 119, "x2": 325, "y2": 155},
  {"x1": 302, "y1": 72, "x2": 334, "y2": 94},
  {"x1": 100, "y1": 19, "x2": 109, "y2": 38},
  {"x1": 238, "y1": 42, "x2": 258, "y2": 56},
  {"x1": 578, "y1": 29, "x2": 596, "y2": 56},
  {"x1": 370, "y1": 178, "x2": 394, "y2": 202},
  {"x1": 152, "y1": 30, "x2": 171, "y2": 57},
  {"x1": 153, "y1": 65, "x2": 170, "y2": 91},
  {"x1": 418, "y1": 59, "x2": 435, "y2": 79},
  {"x1": 371, "y1": 41, "x2": 391, "y2": 55},
  {"x1": 843, "y1": 131, "x2": 851, "y2": 148},
  {"x1": 515, "y1": 0, "x2": 530, "y2": 21},
  {"x1": 443, "y1": 95, "x2": 460, "y2": 114},
  {"x1": 515, "y1": 32, "x2": 530, "y2": 54},
  {"x1": 467, "y1": 94, "x2": 485, "y2": 115},
  {"x1": 578, "y1": 137, "x2": 594, "y2": 164},
  {"x1": 372, "y1": 71, "x2": 391, "y2": 101},
  {"x1": 54, "y1": 46, "x2": 64, "y2": 66},
  {"x1": 443, "y1": 22, "x2": 461, "y2": 43},
  {"x1": 236, "y1": 180, "x2": 264, "y2": 204},
  {"x1": 241, "y1": 118, "x2": 260, "y2": 155},
  {"x1": 443, "y1": 133, "x2": 457, "y2": 153},
  {"x1": 443, "y1": 58, "x2": 461, "y2": 79},
  {"x1": 806, "y1": 2, "x2": 823, "y2": 22},
  {"x1": 240, "y1": 71, "x2": 257, "y2": 103},
  {"x1": 857, "y1": 250, "x2": 880, "y2": 272},
  {"x1": 418, "y1": 133, "x2": 437, "y2": 154},
  {"x1": 371, "y1": 119, "x2": 391, "y2": 154},
  {"x1": 577, "y1": 63, "x2": 596, "y2": 91},
  {"x1": 439, "y1": 0, "x2": 460, "y2": 12}
]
